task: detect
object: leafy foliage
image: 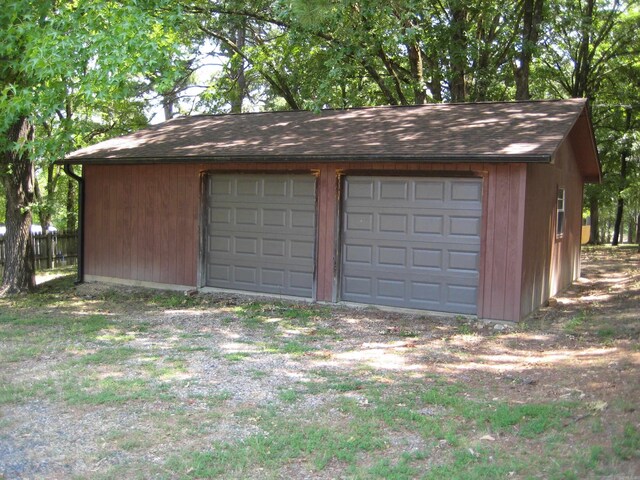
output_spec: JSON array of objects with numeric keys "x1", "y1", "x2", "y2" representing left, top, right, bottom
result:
[{"x1": 2, "y1": 0, "x2": 640, "y2": 289}]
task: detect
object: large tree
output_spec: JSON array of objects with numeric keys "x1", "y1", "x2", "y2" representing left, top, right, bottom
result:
[{"x1": 0, "y1": 0, "x2": 184, "y2": 293}]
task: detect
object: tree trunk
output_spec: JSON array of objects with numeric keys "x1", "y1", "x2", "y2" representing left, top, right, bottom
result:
[
  {"x1": 66, "y1": 174, "x2": 77, "y2": 231},
  {"x1": 230, "y1": 23, "x2": 247, "y2": 114},
  {"x1": 515, "y1": 0, "x2": 544, "y2": 100},
  {"x1": 636, "y1": 214, "x2": 640, "y2": 252},
  {"x1": 424, "y1": 53, "x2": 443, "y2": 102},
  {"x1": 612, "y1": 108, "x2": 631, "y2": 246},
  {"x1": 573, "y1": 0, "x2": 594, "y2": 98},
  {"x1": 449, "y1": 4, "x2": 467, "y2": 102},
  {"x1": 1, "y1": 117, "x2": 36, "y2": 294},
  {"x1": 588, "y1": 194, "x2": 599, "y2": 244},
  {"x1": 162, "y1": 95, "x2": 175, "y2": 121},
  {"x1": 407, "y1": 41, "x2": 426, "y2": 104},
  {"x1": 612, "y1": 197, "x2": 625, "y2": 246}
]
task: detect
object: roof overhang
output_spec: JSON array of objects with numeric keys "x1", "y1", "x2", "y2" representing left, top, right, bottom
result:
[
  {"x1": 570, "y1": 107, "x2": 601, "y2": 183},
  {"x1": 60, "y1": 100, "x2": 601, "y2": 182},
  {"x1": 60, "y1": 153, "x2": 553, "y2": 166}
]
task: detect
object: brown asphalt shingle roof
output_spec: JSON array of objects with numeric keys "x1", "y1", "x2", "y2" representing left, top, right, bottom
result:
[{"x1": 65, "y1": 99, "x2": 597, "y2": 175}]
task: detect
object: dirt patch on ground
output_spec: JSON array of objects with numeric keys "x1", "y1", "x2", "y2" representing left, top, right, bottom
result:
[{"x1": 0, "y1": 246, "x2": 638, "y2": 479}]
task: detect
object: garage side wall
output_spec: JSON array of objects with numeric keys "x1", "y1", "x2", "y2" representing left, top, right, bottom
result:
[
  {"x1": 520, "y1": 139, "x2": 584, "y2": 318},
  {"x1": 83, "y1": 164, "x2": 200, "y2": 287}
]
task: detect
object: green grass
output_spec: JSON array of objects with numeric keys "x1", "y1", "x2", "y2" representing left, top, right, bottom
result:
[
  {"x1": 303, "y1": 369, "x2": 374, "y2": 394},
  {"x1": 223, "y1": 352, "x2": 252, "y2": 362},
  {"x1": 62, "y1": 377, "x2": 173, "y2": 405},
  {"x1": 0, "y1": 312, "x2": 116, "y2": 363},
  {"x1": 613, "y1": 424, "x2": 640, "y2": 460},
  {"x1": 149, "y1": 292, "x2": 203, "y2": 309},
  {"x1": 162, "y1": 376, "x2": 582, "y2": 479},
  {"x1": 367, "y1": 454, "x2": 422, "y2": 479},
  {"x1": 1, "y1": 260, "x2": 637, "y2": 479},
  {"x1": 235, "y1": 301, "x2": 331, "y2": 329},
  {"x1": 596, "y1": 326, "x2": 616, "y2": 340},
  {"x1": 249, "y1": 369, "x2": 269, "y2": 379},
  {"x1": 167, "y1": 415, "x2": 386, "y2": 477},
  {"x1": 70, "y1": 346, "x2": 139, "y2": 365},
  {"x1": 423, "y1": 447, "x2": 516, "y2": 480},
  {"x1": 0, "y1": 383, "x2": 35, "y2": 405},
  {"x1": 564, "y1": 310, "x2": 589, "y2": 333},
  {"x1": 278, "y1": 388, "x2": 301, "y2": 403},
  {"x1": 279, "y1": 339, "x2": 315, "y2": 355}
]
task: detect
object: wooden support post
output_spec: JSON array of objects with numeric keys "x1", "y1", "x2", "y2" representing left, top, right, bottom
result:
[{"x1": 46, "y1": 233, "x2": 54, "y2": 269}]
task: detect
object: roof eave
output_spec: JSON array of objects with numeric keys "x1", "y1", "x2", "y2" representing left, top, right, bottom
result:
[
  {"x1": 58, "y1": 153, "x2": 553, "y2": 166},
  {"x1": 552, "y1": 100, "x2": 602, "y2": 184}
]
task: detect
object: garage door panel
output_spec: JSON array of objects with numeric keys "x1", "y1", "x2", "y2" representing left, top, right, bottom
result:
[
  {"x1": 206, "y1": 174, "x2": 316, "y2": 297},
  {"x1": 236, "y1": 208, "x2": 259, "y2": 225},
  {"x1": 209, "y1": 207, "x2": 231, "y2": 224},
  {"x1": 451, "y1": 181, "x2": 483, "y2": 202},
  {"x1": 376, "y1": 278, "x2": 406, "y2": 301},
  {"x1": 413, "y1": 215, "x2": 445, "y2": 235},
  {"x1": 447, "y1": 285, "x2": 477, "y2": 306},
  {"x1": 345, "y1": 179, "x2": 375, "y2": 199},
  {"x1": 414, "y1": 181, "x2": 445, "y2": 201},
  {"x1": 234, "y1": 265, "x2": 258, "y2": 285},
  {"x1": 345, "y1": 212, "x2": 374, "y2": 231},
  {"x1": 342, "y1": 275, "x2": 372, "y2": 296},
  {"x1": 449, "y1": 216, "x2": 481, "y2": 237},
  {"x1": 291, "y1": 209, "x2": 316, "y2": 228},
  {"x1": 263, "y1": 209, "x2": 287, "y2": 227},
  {"x1": 343, "y1": 209, "x2": 480, "y2": 241},
  {"x1": 290, "y1": 240, "x2": 314, "y2": 259},
  {"x1": 379, "y1": 213, "x2": 408, "y2": 233},
  {"x1": 292, "y1": 179, "x2": 317, "y2": 198},
  {"x1": 235, "y1": 237, "x2": 258, "y2": 255},
  {"x1": 289, "y1": 271, "x2": 314, "y2": 291},
  {"x1": 341, "y1": 176, "x2": 482, "y2": 313},
  {"x1": 378, "y1": 246, "x2": 407, "y2": 266},
  {"x1": 380, "y1": 181, "x2": 409, "y2": 200},
  {"x1": 210, "y1": 177, "x2": 233, "y2": 196},
  {"x1": 209, "y1": 265, "x2": 230, "y2": 282},
  {"x1": 262, "y1": 268, "x2": 285, "y2": 287},
  {"x1": 262, "y1": 238, "x2": 286, "y2": 257},
  {"x1": 343, "y1": 240, "x2": 479, "y2": 266},
  {"x1": 263, "y1": 178, "x2": 288, "y2": 196},
  {"x1": 448, "y1": 250, "x2": 480, "y2": 273},
  {"x1": 236, "y1": 179, "x2": 260, "y2": 196},
  {"x1": 411, "y1": 282, "x2": 441, "y2": 303},
  {"x1": 344, "y1": 244, "x2": 373, "y2": 264},
  {"x1": 343, "y1": 265, "x2": 477, "y2": 285},
  {"x1": 208, "y1": 235, "x2": 230, "y2": 253},
  {"x1": 412, "y1": 248, "x2": 443, "y2": 270}
]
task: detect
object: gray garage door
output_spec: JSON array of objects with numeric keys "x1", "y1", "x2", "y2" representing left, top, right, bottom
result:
[
  {"x1": 205, "y1": 174, "x2": 316, "y2": 298},
  {"x1": 340, "y1": 176, "x2": 482, "y2": 314}
]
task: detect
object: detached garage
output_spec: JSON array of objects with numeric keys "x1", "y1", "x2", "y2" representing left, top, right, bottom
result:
[{"x1": 63, "y1": 99, "x2": 600, "y2": 322}]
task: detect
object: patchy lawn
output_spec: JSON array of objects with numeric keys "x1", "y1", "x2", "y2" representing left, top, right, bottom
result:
[{"x1": 0, "y1": 246, "x2": 638, "y2": 479}]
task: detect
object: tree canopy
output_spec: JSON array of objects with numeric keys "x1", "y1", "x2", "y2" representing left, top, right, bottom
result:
[{"x1": 1, "y1": 0, "x2": 639, "y2": 291}]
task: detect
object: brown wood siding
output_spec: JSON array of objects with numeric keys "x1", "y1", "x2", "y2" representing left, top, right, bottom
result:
[
  {"x1": 474, "y1": 164, "x2": 526, "y2": 321},
  {"x1": 520, "y1": 139, "x2": 584, "y2": 318},
  {"x1": 85, "y1": 160, "x2": 529, "y2": 320},
  {"x1": 83, "y1": 164, "x2": 200, "y2": 286},
  {"x1": 316, "y1": 165, "x2": 338, "y2": 301}
]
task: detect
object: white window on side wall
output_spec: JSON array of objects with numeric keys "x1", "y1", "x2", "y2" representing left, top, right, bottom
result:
[{"x1": 557, "y1": 187, "x2": 566, "y2": 237}]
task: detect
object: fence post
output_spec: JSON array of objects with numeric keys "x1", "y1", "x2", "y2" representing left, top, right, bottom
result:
[{"x1": 46, "y1": 233, "x2": 54, "y2": 269}]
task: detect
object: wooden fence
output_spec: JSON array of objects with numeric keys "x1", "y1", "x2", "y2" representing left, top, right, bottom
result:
[{"x1": 0, "y1": 231, "x2": 78, "y2": 271}]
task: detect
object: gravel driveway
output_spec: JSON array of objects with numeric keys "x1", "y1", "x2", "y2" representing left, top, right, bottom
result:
[{"x1": 1, "y1": 246, "x2": 638, "y2": 479}]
